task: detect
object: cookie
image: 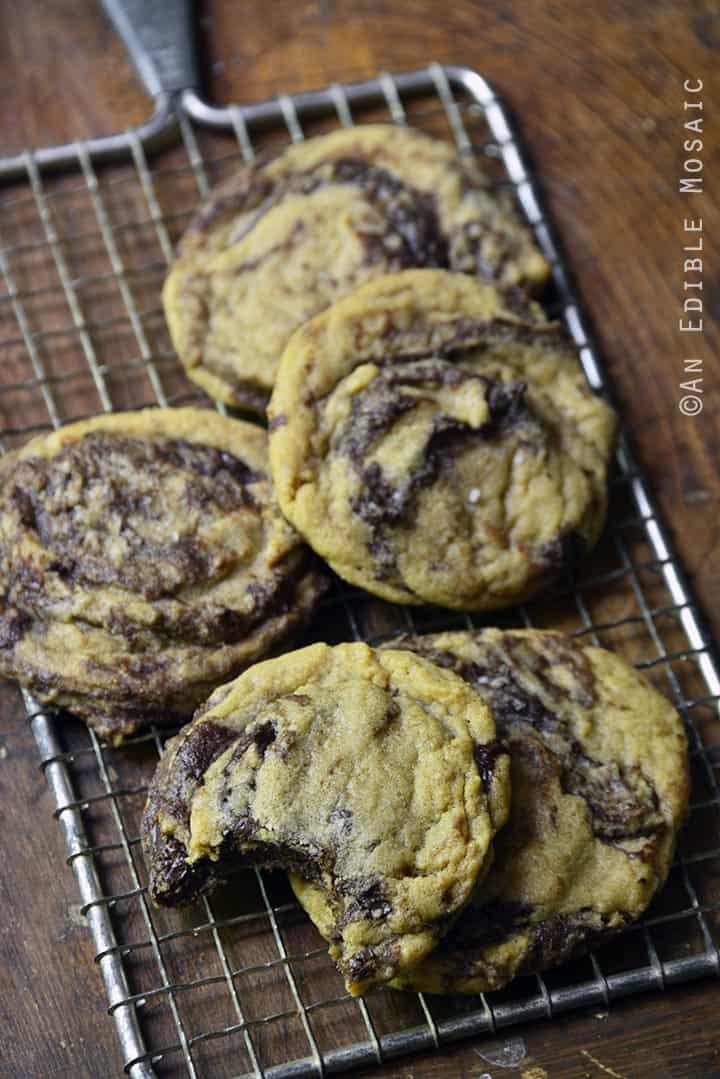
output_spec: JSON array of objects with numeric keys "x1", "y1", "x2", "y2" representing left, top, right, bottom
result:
[
  {"x1": 269, "y1": 270, "x2": 617, "y2": 610},
  {"x1": 163, "y1": 124, "x2": 548, "y2": 411},
  {"x1": 141, "y1": 641, "x2": 510, "y2": 995},
  {"x1": 293, "y1": 629, "x2": 689, "y2": 993},
  {"x1": 0, "y1": 409, "x2": 325, "y2": 742}
]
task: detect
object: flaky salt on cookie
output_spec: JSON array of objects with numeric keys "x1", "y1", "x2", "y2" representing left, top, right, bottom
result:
[{"x1": 269, "y1": 269, "x2": 616, "y2": 610}]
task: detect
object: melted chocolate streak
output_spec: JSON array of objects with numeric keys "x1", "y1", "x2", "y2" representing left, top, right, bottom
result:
[
  {"x1": 442, "y1": 898, "x2": 619, "y2": 974},
  {"x1": 148, "y1": 715, "x2": 291, "y2": 905},
  {"x1": 200, "y1": 152, "x2": 534, "y2": 291},
  {"x1": 474, "y1": 740, "x2": 508, "y2": 789},
  {"x1": 341, "y1": 361, "x2": 532, "y2": 579},
  {"x1": 234, "y1": 157, "x2": 450, "y2": 271},
  {"x1": 331, "y1": 159, "x2": 448, "y2": 267},
  {"x1": 414, "y1": 641, "x2": 663, "y2": 845},
  {"x1": 6, "y1": 433, "x2": 261, "y2": 605},
  {"x1": 486, "y1": 675, "x2": 661, "y2": 839},
  {"x1": 145, "y1": 719, "x2": 239, "y2": 904}
]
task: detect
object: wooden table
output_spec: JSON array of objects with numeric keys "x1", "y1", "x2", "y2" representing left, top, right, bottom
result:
[{"x1": 1, "y1": 1, "x2": 719, "y2": 1076}]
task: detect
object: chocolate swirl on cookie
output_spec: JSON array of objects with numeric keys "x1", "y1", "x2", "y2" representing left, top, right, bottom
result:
[
  {"x1": 163, "y1": 124, "x2": 548, "y2": 411},
  {"x1": 266, "y1": 158, "x2": 450, "y2": 269},
  {"x1": 0, "y1": 409, "x2": 325, "y2": 741},
  {"x1": 338, "y1": 358, "x2": 536, "y2": 581},
  {"x1": 401, "y1": 630, "x2": 666, "y2": 843},
  {"x1": 270, "y1": 270, "x2": 617, "y2": 611},
  {"x1": 291, "y1": 627, "x2": 686, "y2": 995},
  {"x1": 141, "y1": 642, "x2": 511, "y2": 995}
]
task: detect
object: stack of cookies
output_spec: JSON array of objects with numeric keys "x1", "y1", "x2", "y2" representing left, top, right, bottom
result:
[
  {"x1": 142, "y1": 631, "x2": 687, "y2": 997},
  {"x1": 0, "y1": 124, "x2": 688, "y2": 997}
]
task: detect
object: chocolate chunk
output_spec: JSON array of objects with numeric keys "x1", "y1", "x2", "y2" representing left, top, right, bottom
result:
[
  {"x1": 375, "y1": 698, "x2": 401, "y2": 734},
  {"x1": 537, "y1": 529, "x2": 588, "y2": 573},
  {"x1": 161, "y1": 720, "x2": 239, "y2": 826},
  {"x1": 148, "y1": 834, "x2": 213, "y2": 907},
  {"x1": 483, "y1": 380, "x2": 529, "y2": 434},
  {"x1": 10, "y1": 485, "x2": 36, "y2": 529},
  {"x1": 345, "y1": 945, "x2": 381, "y2": 981},
  {"x1": 351, "y1": 461, "x2": 405, "y2": 528},
  {"x1": 340, "y1": 877, "x2": 393, "y2": 926},
  {"x1": 344, "y1": 939, "x2": 399, "y2": 982},
  {"x1": 524, "y1": 909, "x2": 620, "y2": 972},
  {"x1": 350, "y1": 463, "x2": 403, "y2": 579},
  {"x1": 0, "y1": 606, "x2": 31, "y2": 649},
  {"x1": 219, "y1": 719, "x2": 279, "y2": 783},
  {"x1": 250, "y1": 719, "x2": 278, "y2": 757},
  {"x1": 473, "y1": 739, "x2": 508, "y2": 788}
]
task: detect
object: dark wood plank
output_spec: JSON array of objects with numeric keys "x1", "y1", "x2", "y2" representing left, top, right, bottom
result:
[
  {"x1": 356, "y1": 978, "x2": 720, "y2": 1078},
  {"x1": 0, "y1": 0, "x2": 148, "y2": 153},
  {"x1": 1, "y1": 1, "x2": 719, "y2": 1077},
  {"x1": 0, "y1": 684, "x2": 121, "y2": 1079}
]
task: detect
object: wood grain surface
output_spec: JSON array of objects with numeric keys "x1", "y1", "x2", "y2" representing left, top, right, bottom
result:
[{"x1": 1, "y1": 1, "x2": 719, "y2": 1077}]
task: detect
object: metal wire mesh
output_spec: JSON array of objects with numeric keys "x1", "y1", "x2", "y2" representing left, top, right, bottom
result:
[{"x1": 1, "y1": 64, "x2": 719, "y2": 1079}]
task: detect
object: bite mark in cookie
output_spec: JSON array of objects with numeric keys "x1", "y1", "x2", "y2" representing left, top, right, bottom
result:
[{"x1": 141, "y1": 641, "x2": 511, "y2": 994}]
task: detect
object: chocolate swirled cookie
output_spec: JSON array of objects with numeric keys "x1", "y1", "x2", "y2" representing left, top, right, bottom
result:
[
  {"x1": 141, "y1": 641, "x2": 510, "y2": 995},
  {"x1": 269, "y1": 270, "x2": 617, "y2": 610},
  {"x1": 163, "y1": 124, "x2": 548, "y2": 411},
  {"x1": 0, "y1": 409, "x2": 325, "y2": 742},
  {"x1": 292, "y1": 630, "x2": 689, "y2": 993}
]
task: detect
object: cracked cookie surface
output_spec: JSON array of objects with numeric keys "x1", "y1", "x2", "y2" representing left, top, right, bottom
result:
[
  {"x1": 0, "y1": 409, "x2": 325, "y2": 741},
  {"x1": 293, "y1": 629, "x2": 689, "y2": 992},
  {"x1": 269, "y1": 270, "x2": 617, "y2": 609},
  {"x1": 141, "y1": 641, "x2": 510, "y2": 994},
  {"x1": 163, "y1": 124, "x2": 548, "y2": 411}
]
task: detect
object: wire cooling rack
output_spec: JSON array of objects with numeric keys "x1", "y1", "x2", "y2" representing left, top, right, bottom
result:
[{"x1": 1, "y1": 64, "x2": 720, "y2": 1079}]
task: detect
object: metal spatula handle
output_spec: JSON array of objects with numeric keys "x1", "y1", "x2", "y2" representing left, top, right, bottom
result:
[
  {"x1": 0, "y1": 0, "x2": 199, "y2": 179},
  {"x1": 100, "y1": 0, "x2": 199, "y2": 98}
]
